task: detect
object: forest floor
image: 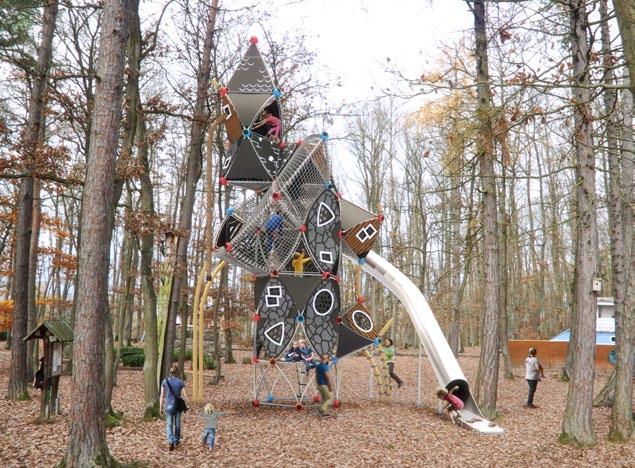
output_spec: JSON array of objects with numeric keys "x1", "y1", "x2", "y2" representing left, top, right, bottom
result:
[{"x1": 0, "y1": 344, "x2": 632, "y2": 467}]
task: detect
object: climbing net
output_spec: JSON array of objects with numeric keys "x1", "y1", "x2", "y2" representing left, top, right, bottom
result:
[
  {"x1": 252, "y1": 359, "x2": 340, "y2": 409},
  {"x1": 215, "y1": 135, "x2": 333, "y2": 276}
]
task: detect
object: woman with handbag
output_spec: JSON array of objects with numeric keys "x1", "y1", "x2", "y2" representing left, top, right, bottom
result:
[{"x1": 160, "y1": 363, "x2": 188, "y2": 451}]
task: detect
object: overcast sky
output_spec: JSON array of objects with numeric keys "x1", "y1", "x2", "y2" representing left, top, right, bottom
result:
[
  {"x1": 253, "y1": 0, "x2": 474, "y2": 104},
  {"x1": 235, "y1": 0, "x2": 475, "y2": 198}
]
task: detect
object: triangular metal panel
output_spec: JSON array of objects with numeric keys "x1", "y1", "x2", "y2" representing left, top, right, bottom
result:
[
  {"x1": 228, "y1": 93, "x2": 274, "y2": 127},
  {"x1": 227, "y1": 43, "x2": 274, "y2": 94},
  {"x1": 339, "y1": 198, "x2": 376, "y2": 231},
  {"x1": 224, "y1": 138, "x2": 271, "y2": 182},
  {"x1": 335, "y1": 323, "x2": 373, "y2": 358},
  {"x1": 278, "y1": 275, "x2": 323, "y2": 310},
  {"x1": 251, "y1": 133, "x2": 283, "y2": 177}
]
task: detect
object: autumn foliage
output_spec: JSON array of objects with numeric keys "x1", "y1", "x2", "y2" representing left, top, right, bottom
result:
[{"x1": 0, "y1": 300, "x2": 13, "y2": 331}]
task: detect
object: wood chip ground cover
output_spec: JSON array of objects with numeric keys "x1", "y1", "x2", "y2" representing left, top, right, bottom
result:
[{"x1": 0, "y1": 346, "x2": 632, "y2": 467}]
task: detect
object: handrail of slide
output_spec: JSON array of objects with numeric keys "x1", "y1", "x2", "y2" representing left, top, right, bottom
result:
[{"x1": 355, "y1": 250, "x2": 504, "y2": 434}]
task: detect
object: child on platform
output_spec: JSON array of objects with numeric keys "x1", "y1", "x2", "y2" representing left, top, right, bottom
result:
[
  {"x1": 436, "y1": 386, "x2": 464, "y2": 423},
  {"x1": 252, "y1": 110, "x2": 281, "y2": 144},
  {"x1": 201, "y1": 403, "x2": 228, "y2": 450},
  {"x1": 283, "y1": 341, "x2": 302, "y2": 362},
  {"x1": 297, "y1": 339, "x2": 319, "y2": 369}
]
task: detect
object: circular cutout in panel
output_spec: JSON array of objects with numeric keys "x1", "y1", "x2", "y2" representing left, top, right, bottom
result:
[
  {"x1": 352, "y1": 309, "x2": 373, "y2": 333},
  {"x1": 313, "y1": 288, "x2": 334, "y2": 316}
]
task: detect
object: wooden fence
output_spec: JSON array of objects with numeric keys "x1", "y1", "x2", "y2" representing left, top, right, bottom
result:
[{"x1": 508, "y1": 340, "x2": 614, "y2": 372}]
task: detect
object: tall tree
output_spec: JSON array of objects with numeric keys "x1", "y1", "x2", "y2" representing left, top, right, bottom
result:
[
  {"x1": 124, "y1": 0, "x2": 161, "y2": 420},
  {"x1": 63, "y1": 0, "x2": 130, "y2": 465},
  {"x1": 613, "y1": 0, "x2": 635, "y2": 95},
  {"x1": 7, "y1": 0, "x2": 58, "y2": 401},
  {"x1": 610, "y1": 81, "x2": 634, "y2": 441},
  {"x1": 560, "y1": 0, "x2": 597, "y2": 447},
  {"x1": 160, "y1": 0, "x2": 220, "y2": 381},
  {"x1": 472, "y1": 0, "x2": 500, "y2": 420}
]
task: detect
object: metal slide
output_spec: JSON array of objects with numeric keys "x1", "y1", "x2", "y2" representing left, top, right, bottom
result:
[{"x1": 358, "y1": 250, "x2": 504, "y2": 434}]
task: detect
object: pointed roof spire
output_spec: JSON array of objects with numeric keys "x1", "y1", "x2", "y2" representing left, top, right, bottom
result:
[{"x1": 227, "y1": 43, "x2": 274, "y2": 94}]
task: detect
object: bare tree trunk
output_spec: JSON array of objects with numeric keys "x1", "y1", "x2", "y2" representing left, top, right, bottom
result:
[
  {"x1": 560, "y1": 0, "x2": 597, "y2": 447},
  {"x1": 27, "y1": 176, "x2": 42, "y2": 383},
  {"x1": 499, "y1": 164, "x2": 513, "y2": 379},
  {"x1": 613, "y1": 0, "x2": 635, "y2": 96},
  {"x1": 123, "y1": 242, "x2": 138, "y2": 346},
  {"x1": 472, "y1": 0, "x2": 500, "y2": 420},
  {"x1": 133, "y1": 0, "x2": 159, "y2": 417},
  {"x1": 139, "y1": 140, "x2": 159, "y2": 416},
  {"x1": 160, "y1": 0, "x2": 219, "y2": 382},
  {"x1": 7, "y1": 0, "x2": 58, "y2": 401},
  {"x1": 610, "y1": 80, "x2": 634, "y2": 441},
  {"x1": 64, "y1": 1, "x2": 129, "y2": 465},
  {"x1": 447, "y1": 148, "x2": 463, "y2": 356},
  {"x1": 103, "y1": 306, "x2": 116, "y2": 414}
]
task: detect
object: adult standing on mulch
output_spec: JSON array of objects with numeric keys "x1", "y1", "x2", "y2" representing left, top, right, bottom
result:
[
  {"x1": 525, "y1": 347, "x2": 544, "y2": 408},
  {"x1": 160, "y1": 363, "x2": 188, "y2": 450}
]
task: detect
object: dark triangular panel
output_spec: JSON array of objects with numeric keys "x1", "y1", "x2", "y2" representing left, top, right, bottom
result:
[
  {"x1": 251, "y1": 133, "x2": 283, "y2": 177},
  {"x1": 277, "y1": 141, "x2": 298, "y2": 173},
  {"x1": 279, "y1": 275, "x2": 322, "y2": 310},
  {"x1": 215, "y1": 215, "x2": 244, "y2": 248},
  {"x1": 336, "y1": 323, "x2": 373, "y2": 358},
  {"x1": 228, "y1": 93, "x2": 273, "y2": 127},
  {"x1": 227, "y1": 43, "x2": 273, "y2": 94},
  {"x1": 224, "y1": 139, "x2": 271, "y2": 182}
]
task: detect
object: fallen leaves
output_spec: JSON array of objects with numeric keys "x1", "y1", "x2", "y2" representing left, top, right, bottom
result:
[{"x1": 0, "y1": 346, "x2": 630, "y2": 467}]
